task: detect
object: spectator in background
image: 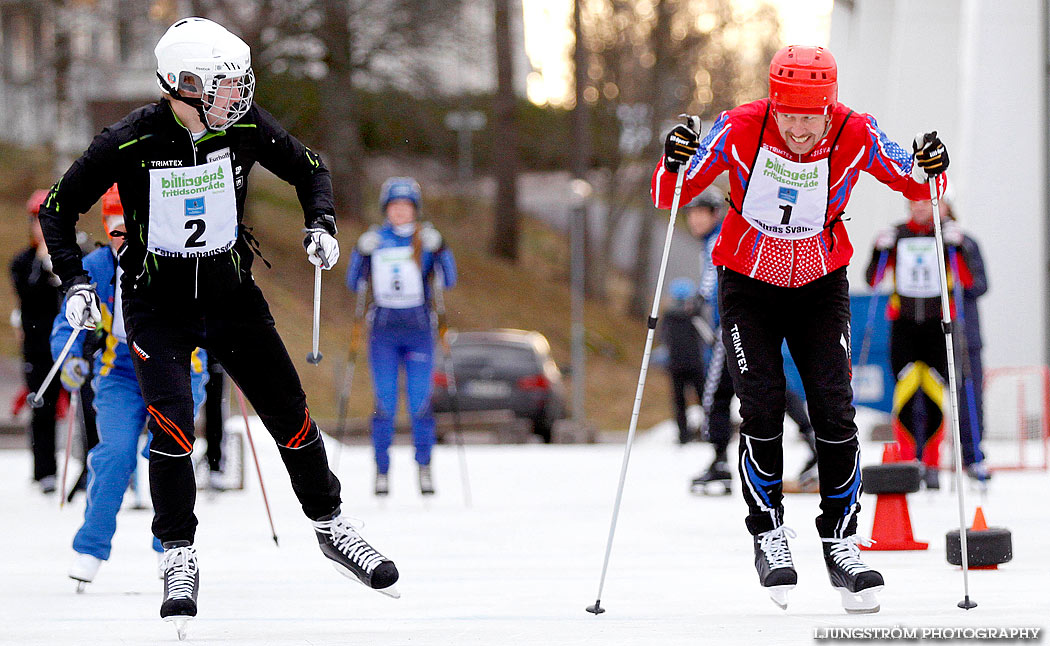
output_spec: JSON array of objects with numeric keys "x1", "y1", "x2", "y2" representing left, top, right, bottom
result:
[
  {"x1": 658, "y1": 277, "x2": 707, "y2": 445},
  {"x1": 10, "y1": 189, "x2": 62, "y2": 494}
]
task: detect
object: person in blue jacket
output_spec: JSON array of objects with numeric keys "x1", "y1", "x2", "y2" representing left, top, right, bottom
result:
[
  {"x1": 52, "y1": 185, "x2": 208, "y2": 590},
  {"x1": 347, "y1": 178, "x2": 456, "y2": 497}
]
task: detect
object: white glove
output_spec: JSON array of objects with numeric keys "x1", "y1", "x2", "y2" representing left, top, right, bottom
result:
[
  {"x1": 874, "y1": 228, "x2": 897, "y2": 251},
  {"x1": 940, "y1": 220, "x2": 963, "y2": 246},
  {"x1": 304, "y1": 229, "x2": 340, "y2": 270},
  {"x1": 65, "y1": 284, "x2": 101, "y2": 330},
  {"x1": 60, "y1": 357, "x2": 90, "y2": 392}
]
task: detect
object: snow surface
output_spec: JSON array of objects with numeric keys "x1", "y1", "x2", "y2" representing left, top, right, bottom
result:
[{"x1": 2, "y1": 416, "x2": 1047, "y2": 645}]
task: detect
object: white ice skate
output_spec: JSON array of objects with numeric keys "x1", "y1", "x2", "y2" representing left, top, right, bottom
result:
[
  {"x1": 822, "y1": 536, "x2": 884, "y2": 614},
  {"x1": 69, "y1": 553, "x2": 102, "y2": 593}
]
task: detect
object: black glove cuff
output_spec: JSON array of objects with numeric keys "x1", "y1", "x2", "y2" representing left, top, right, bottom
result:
[
  {"x1": 61, "y1": 273, "x2": 91, "y2": 294},
  {"x1": 663, "y1": 157, "x2": 682, "y2": 174},
  {"x1": 306, "y1": 213, "x2": 337, "y2": 236}
]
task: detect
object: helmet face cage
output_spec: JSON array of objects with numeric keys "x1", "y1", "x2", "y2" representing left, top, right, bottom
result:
[{"x1": 155, "y1": 18, "x2": 255, "y2": 132}]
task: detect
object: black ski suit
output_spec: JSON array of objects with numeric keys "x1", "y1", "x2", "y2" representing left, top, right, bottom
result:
[{"x1": 38, "y1": 100, "x2": 341, "y2": 544}]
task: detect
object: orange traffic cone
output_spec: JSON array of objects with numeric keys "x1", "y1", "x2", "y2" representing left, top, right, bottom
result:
[
  {"x1": 971, "y1": 506, "x2": 989, "y2": 531},
  {"x1": 863, "y1": 442, "x2": 929, "y2": 551}
]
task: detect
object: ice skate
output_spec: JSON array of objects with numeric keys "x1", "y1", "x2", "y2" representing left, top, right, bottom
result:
[
  {"x1": 822, "y1": 536, "x2": 884, "y2": 614},
  {"x1": 418, "y1": 465, "x2": 435, "y2": 496},
  {"x1": 753, "y1": 527, "x2": 798, "y2": 610},
  {"x1": 374, "y1": 473, "x2": 389, "y2": 497},
  {"x1": 39, "y1": 474, "x2": 57, "y2": 495},
  {"x1": 312, "y1": 510, "x2": 400, "y2": 598},
  {"x1": 159, "y1": 541, "x2": 199, "y2": 638},
  {"x1": 690, "y1": 460, "x2": 731, "y2": 495},
  {"x1": 69, "y1": 553, "x2": 102, "y2": 593},
  {"x1": 784, "y1": 455, "x2": 820, "y2": 494},
  {"x1": 921, "y1": 466, "x2": 940, "y2": 490}
]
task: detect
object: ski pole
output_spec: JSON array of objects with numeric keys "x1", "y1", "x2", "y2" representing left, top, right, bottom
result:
[
  {"x1": 58, "y1": 390, "x2": 80, "y2": 509},
  {"x1": 857, "y1": 250, "x2": 889, "y2": 368},
  {"x1": 234, "y1": 387, "x2": 279, "y2": 546},
  {"x1": 27, "y1": 329, "x2": 82, "y2": 408},
  {"x1": 306, "y1": 265, "x2": 323, "y2": 365},
  {"x1": 434, "y1": 263, "x2": 472, "y2": 507},
  {"x1": 587, "y1": 115, "x2": 698, "y2": 615},
  {"x1": 927, "y1": 172, "x2": 976, "y2": 610},
  {"x1": 332, "y1": 280, "x2": 369, "y2": 473}
]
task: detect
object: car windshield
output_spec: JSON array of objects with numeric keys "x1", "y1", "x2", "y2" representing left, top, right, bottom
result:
[{"x1": 451, "y1": 343, "x2": 538, "y2": 371}]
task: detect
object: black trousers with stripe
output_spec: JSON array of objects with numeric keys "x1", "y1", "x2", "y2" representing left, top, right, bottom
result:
[
  {"x1": 125, "y1": 280, "x2": 340, "y2": 544},
  {"x1": 718, "y1": 267, "x2": 862, "y2": 539}
]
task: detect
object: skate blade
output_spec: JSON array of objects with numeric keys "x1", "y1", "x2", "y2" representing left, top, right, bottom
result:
[
  {"x1": 165, "y1": 616, "x2": 192, "y2": 640},
  {"x1": 74, "y1": 580, "x2": 88, "y2": 594},
  {"x1": 329, "y1": 562, "x2": 401, "y2": 599},
  {"x1": 837, "y1": 585, "x2": 882, "y2": 614},
  {"x1": 766, "y1": 584, "x2": 794, "y2": 610},
  {"x1": 689, "y1": 481, "x2": 731, "y2": 496}
]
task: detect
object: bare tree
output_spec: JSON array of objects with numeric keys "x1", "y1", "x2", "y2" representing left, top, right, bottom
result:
[
  {"x1": 491, "y1": 0, "x2": 519, "y2": 260},
  {"x1": 580, "y1": 0, "x2": 779, "y2": 315},
  {"x1": 189, "y1": 0, "x2": 465, "y2": 222}
]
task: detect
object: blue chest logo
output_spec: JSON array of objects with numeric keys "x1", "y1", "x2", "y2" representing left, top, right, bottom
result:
[
  {"x1": 778, "y1": 187, "x2": 798, "y2": 204},
  {"x1": 185, "y1": 197, "x2": 205, "y2": 216}
]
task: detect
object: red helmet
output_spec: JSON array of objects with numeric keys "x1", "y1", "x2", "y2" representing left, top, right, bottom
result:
[
  {"x1": 100, "y1": 184, "x2": 125, "y2": 238},
  {"x1": 26, "y1": 189, "x2": 49, "y2": 216},
  {"x1": 768, "y1": 45, "x2": 838, "y2": 115}
]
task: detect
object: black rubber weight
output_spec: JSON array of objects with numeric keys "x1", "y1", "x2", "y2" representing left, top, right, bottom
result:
[
  {"x1": 861, "y1": 463, "x2": 923, "y2": 494},
  {"x1": 946, "y1": 527, "x2": 1013, "y2": 567}
]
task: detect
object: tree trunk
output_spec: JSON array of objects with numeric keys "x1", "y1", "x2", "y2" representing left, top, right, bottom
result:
[
  {"x1": 491, "y1": 0, "x2": 519, "y2": 260},
  {"x1": 320, "y1": 1, "x2": 365, "y2": 223}
]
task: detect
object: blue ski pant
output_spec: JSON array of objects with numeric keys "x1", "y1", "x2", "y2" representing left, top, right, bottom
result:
[
  {"x1": 369, "y1": 325, "x2": 436, "y2": 474},
  {"x1": 73, "y1": 365, "x2": 206, "y2": 561}
]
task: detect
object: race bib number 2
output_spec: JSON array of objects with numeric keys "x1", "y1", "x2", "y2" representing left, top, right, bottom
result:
[{"x1": 147, "y1": 155, "x2": 238, "y2": 258}]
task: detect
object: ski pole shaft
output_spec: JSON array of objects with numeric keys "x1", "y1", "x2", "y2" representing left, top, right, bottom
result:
[
  {"x1": 58, "y1": 390, "x2": 80, "y2": 510},
  {"x1": 234, "y1": 387, "x2": 279, "y2": 546},
  {"x1": 306, "y1": 265, "x2": 323, "y2": 364},
  {"x1": 928, "y1": 176, "x2": 976, "y2": 609},
  {"x1": 857, "y1": 250, "x2": 889, "y2": 368},
  {"x1": 28, "y1": 329, "x2": 82, "y2": 408},
  {"x1": 332, "y1": 281, "x2": 369, "y2": 472},
  {"x1": 587, "y1": 144, "x2": 691, "y2": 615},
  {"x1": 434, "y1": 264, "x2": 472, "y2": 507}
]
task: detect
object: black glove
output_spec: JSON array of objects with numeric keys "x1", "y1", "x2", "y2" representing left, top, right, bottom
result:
[
  {"x1": 663, "y1": 120, "x2": 700, "y2": 173},
  {"x1": 913, "y1": 131, "x2": 949, "y2": 178}
]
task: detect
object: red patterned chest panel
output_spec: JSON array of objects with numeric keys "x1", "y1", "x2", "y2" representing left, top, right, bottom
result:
[{"x1": 745, "y1": 234, "x2": 831, "y2": 287}]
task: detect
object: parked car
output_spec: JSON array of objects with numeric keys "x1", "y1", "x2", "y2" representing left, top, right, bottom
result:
[{"x1": 431, "y1": 329, "x2": 567, "y2": 442}]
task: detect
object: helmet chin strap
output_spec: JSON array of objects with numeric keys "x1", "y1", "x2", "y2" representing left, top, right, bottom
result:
[{"x1": 157, "y1": 73, "x2": 221, "y2": 133}]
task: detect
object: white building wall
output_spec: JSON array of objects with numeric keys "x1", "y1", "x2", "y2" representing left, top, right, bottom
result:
[{"x1": 830, "y1": 0, "x2": 1046, "y2": 369}]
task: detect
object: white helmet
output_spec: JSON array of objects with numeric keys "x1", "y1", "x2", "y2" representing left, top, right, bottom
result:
[{"x1": 155, "y1": 17, "x2": 255, "y2": 132}]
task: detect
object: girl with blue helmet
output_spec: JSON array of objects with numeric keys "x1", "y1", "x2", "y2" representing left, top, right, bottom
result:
[{"x1": 347, "y1": 178, "x2": 457, "y2": 496}]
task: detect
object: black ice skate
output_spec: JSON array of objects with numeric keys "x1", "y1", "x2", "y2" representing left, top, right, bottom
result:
[
  {"x1": 690, "y1": 460, "x2": 731, "y2": 495},
  {"x1": 822, "y1": 536, "x2": 884, "y2": 614},
  {"x1": 312, "y1": 511, "x2": 400, "y2": 598},
  {"x1": 375, "y1": 473, "x2": 389, "y2": 497},
  {"x1": 418, "y1": 465, "x2": 435, "y2": 496},
  {"x1": 159, "y1": 541, "x2": 199, "y2": 640},
  {"x1": 753, "y1": 526, "x2": 798, "y2": 610}
]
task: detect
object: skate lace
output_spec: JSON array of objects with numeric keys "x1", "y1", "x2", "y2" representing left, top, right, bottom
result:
[
  {"x1": 758, "y1": 526, "x2": 797, "y2": 569},
  {"x1": 316, "y1": 515, "x2": 386, "y2": 574},
  {"x1": 161, "y1": 546, "x2": 198, "y2": 600},
  {"x1": 825, "y1": 536, "x2": 874, "y2": 575}
]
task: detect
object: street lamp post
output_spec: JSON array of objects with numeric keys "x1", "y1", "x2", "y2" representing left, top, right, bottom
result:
[{"x1": 444, "y1": 110, "x2": 487, "y2": 181}]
